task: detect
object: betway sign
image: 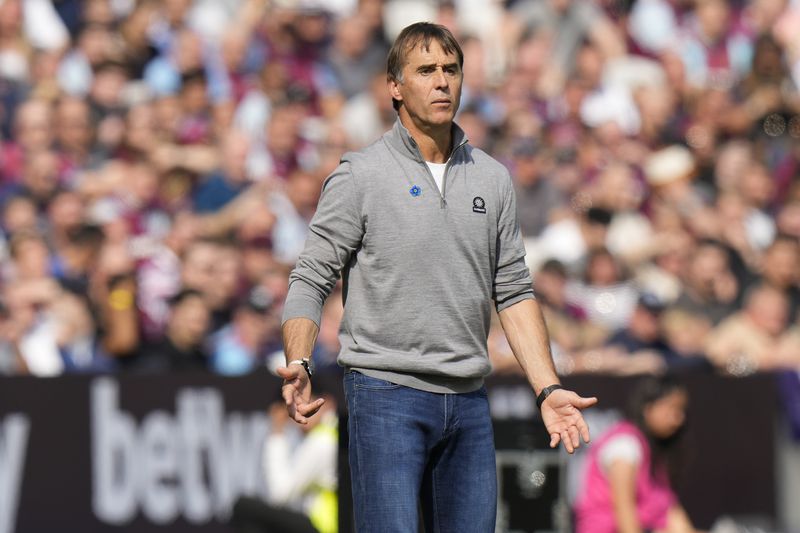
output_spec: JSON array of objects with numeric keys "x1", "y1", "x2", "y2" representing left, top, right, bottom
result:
[
  {"x1": 0, "y1": 373, "x2": 279, "y2": 532},
  {"x1": 91, "y1": 378, "x2": 267, "y2": 525}
]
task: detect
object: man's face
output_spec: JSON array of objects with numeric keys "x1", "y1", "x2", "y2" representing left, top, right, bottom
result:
[{"x1": 389, "y1": 39, "x2": 462, "y2": 129}]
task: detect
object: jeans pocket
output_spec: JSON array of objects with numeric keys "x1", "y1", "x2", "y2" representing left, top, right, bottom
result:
[{"x1": 352, "y1": 371, "x2": 402, "y2": 391}]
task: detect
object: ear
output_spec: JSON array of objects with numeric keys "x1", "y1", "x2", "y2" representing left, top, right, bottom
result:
[{"x1": 388, "y1": 77, "x2": 403, "y2": 104}]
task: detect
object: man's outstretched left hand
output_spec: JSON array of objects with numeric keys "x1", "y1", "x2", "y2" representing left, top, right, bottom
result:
[{"x1": 540, "y1": 389, "x2": 598, "y2": 454}]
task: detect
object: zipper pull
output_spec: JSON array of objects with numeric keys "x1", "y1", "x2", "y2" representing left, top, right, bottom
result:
[{"x1": 440, "y1": 196, "x2": 446, "y2": 208}]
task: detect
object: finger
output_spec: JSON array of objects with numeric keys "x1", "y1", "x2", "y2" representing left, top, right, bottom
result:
[
  {"x1": 297, "y1": 398, "x2": 325, "y2": 416},
  {"x1": 288, "y1": 403, "x2": 308, "y2": 424},
  {"x1": 281, "y1": 384, "x2": 295, "y2": 406},
  {"x1": 568, "y1": 425, "x2": 581, "y2": 450},
  {"x1": 577, "y1": 417, "x2": 591, "y2": 443},
  {"x1": 561, "y1": 431, "x2": 574, "y2": 454},
  {"x1": 283, "y1": 400, "x2": 303, "y2": 424},
  {"x1": 550, "y1": 432, "x2": 561, "y2": 449},
  {"x1": 575, "y1": 396, "x2": 598, "y2": 409}
]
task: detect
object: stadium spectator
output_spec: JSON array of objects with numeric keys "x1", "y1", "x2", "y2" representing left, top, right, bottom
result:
[
  {"x1": 231, "y1": 392, "x2": 338, "y2": 533},
  {"x1": 209, "y1": 286, "x2": 275, "y2": 376},
  {"x1": 574, "y1": 375, "x2": 697, "y2": 533},
  {"x1": 2, "y1": 98, "x2": 55, "y2": 184},
  {"x1": 528, "y1": 206, "x2": 613, "y2": 275},
  {"x1": 660, "y1": 308, "x2": 715, "y2": 372},
  {"x1": 533, "y1": 259, "x2": 606, "y2": 356},
  {"x1": 192, "y1": 129, "x2": 253, "y2": 213},
  {"x1": 327, "y1": 14, "x2": 387, "y2": 101},
  {"x1": 132, "y1": 287, "x2": 211, "y2": 372},
  {"x1": 566, "y1": 246, "x2": 639, "y2": 331},
  {"x1": 672, "y1": 0, "x2": 754, "y2": 90},
  {"x1": 705, "y1": 282, "x2": 800, "y2": 374},
  {"x1": 603, "y1": 293, "x2": 673, "y2": 367},
  {"x1": 507, "y1": 0, "x2": 625, "y2": 98},
  {"x1": 746, "y1": 233, "x2": 800, "y2": 321},
  {"x1": 510, "y1": 137, "x2": 564, "y2": 238},
  {"x1": 673, "y1": 239, "x2": 740, "y2": 325}
]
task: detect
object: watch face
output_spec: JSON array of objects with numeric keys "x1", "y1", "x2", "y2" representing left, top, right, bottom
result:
[{"x1": 303, "y1": 358, "x2": 314, "y2": 376}]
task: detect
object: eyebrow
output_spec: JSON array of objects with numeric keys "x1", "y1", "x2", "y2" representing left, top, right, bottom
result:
[{"x1": 416, "y1": 62, "x2": 460, "y2": 72}]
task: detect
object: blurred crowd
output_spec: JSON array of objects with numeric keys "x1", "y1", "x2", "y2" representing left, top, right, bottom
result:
[{"x1": 0, "y1": 0, "x2": 799, "y2": 379}]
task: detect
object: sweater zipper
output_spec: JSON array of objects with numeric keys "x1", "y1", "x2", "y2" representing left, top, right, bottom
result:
[
  {"x1": 419, "y1": 162, "x2": 445, "y2": 208},
  {"x1": 412, "y1": 138, "x2": 468, "y2": 209},
  {"x1": 441, "y1": 139, "x2": 468, "y2": 208}
]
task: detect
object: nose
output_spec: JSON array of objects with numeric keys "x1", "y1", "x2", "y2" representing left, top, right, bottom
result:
[{"x1": 433, "y1": 67, "x2": 448, "y2": 90}]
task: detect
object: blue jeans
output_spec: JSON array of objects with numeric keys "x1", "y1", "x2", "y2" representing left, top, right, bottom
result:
[{"x1": 343, "y1": 370, "x2": 497, "y2": 533}]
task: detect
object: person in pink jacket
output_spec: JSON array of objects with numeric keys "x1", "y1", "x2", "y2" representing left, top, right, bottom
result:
[{"x1": 574, "y1": 376, "x2": 697, "y2": 533}]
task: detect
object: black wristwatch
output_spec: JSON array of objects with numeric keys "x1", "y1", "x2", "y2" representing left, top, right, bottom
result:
[
  {"x1": 289, "y1": 357, "x2": 314, "y2": 379},
  {"x1": 536, "y1": 384, "x2": 564, "y2": 409}
]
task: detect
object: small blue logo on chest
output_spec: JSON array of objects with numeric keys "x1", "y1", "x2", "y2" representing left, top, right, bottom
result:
[
  {"x1": 409, "y1": 185, "x2": 422, "y2": 197},
  {"x1": 472, "y1": 196, "x2": 487, "y2": 214}
]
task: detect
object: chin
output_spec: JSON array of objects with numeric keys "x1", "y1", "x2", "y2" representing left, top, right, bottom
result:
[{"x1": 429, "y1": 113, "x2": 455, "y2": 125}]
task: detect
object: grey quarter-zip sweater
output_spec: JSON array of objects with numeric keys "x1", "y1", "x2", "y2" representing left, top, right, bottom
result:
[{"x1": 282, "y1": 119, "x2": 534, "y2": 393}]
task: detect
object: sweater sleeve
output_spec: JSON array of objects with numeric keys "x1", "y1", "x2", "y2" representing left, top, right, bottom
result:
[
  {"x1": 282, "y1": 161, "x2": 363, "y2": 326},
  {"x1": 493, "y1": 171, "x2": 535, "y2": 312}
]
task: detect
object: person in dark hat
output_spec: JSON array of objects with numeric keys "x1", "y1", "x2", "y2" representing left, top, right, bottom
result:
[{"x1": 604, "y1": 292, "x2": 672, "y2": 358}]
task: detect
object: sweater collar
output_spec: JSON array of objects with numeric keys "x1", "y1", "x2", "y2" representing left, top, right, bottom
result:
[{"x1": 385, "y1": 117, "x2": 468, "y2": 163}]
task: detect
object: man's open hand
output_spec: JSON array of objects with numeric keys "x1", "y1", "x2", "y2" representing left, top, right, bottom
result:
[{"x1": 540, "y1": 389, "x2": 598, "y2": 453}]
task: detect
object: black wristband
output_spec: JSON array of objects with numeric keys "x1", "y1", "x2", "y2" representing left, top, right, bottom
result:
[{"x1": 536, "y1": 384, "x2": 564, "y2": 409}]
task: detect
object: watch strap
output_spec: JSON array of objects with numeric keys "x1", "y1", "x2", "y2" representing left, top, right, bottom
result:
[
  {"x1": 536, "y1": 384, "x2": 564, "y2": 409},
  {"x1": 288, "y1": 358, "x2": 313, "y2": 379}
]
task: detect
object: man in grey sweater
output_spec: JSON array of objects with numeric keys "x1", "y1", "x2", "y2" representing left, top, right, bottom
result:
[{"x1": 279, "y1": 22, "x2": 597, "y2": 532}]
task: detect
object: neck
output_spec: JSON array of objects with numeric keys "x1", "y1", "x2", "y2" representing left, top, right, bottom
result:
[{"x1": 399, "y1": 112, "x2": 452, "y2": 163}]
